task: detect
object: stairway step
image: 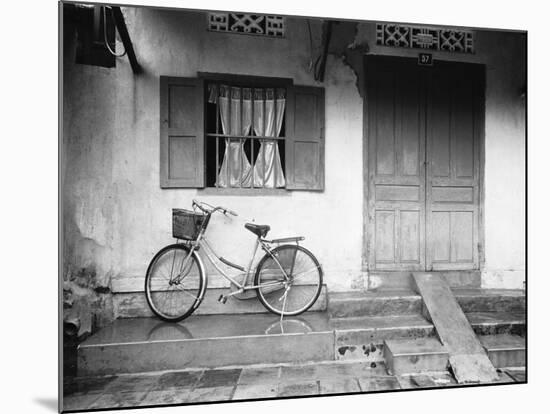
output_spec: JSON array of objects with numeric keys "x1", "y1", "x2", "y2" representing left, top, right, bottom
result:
[
  {"x1": 327, "y1": 289, "x2": 525, "y2": 319},
  {"x1": 383, "y1": 334, "x2": 525, "y2": 376},
  {"x1": 368, "y1": 271, "x2": 481, "y2": 290},
  {"x1": 384, "y1": 338, "x2": 449, "y2": 375},
  {"x1": 328, "y1": 290, "x2": 421, "y2": 318},
  {"x1": 76, "y1": 307, "x2": 526, "y2": 377},
  {"x1": 467, "y1": 312, "x2": 526, "y2": 336},
  {"x1": 454, "y1": 289, "x2": 525, "y2": 313},
  {"x1": 331, "y1": 311, "x2": 524, "y2": 362},
  {"x1": 77, "y1": 313, "x2": 334, "y2": 376},
  {"x1": 330, "y1": 313, "x2": 432, "y2": 332},
  {"x1": 479, "y1": 334, "x2": 525, "y2": 368},
  {"x1": 332, "y1": 314, "x2": 434, "y2": 362},
  {"x1": 113, "y1": 286, "x2": 328, "y2": 318}
]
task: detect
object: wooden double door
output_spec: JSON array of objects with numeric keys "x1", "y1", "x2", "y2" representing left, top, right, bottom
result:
[{"x1": 365, "y1": 56, "x2": 484, "y2": 271}]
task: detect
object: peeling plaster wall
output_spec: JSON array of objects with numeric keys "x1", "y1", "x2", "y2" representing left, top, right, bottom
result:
[
  {"x1": 63, "y1": 24, "x2": 118, "y2": 331},
  {"x1": 63, "y1": 7, "x2": 526, "y2": 326},
  {"x1": 63, "y1": 8, "x2": 366, "y2": 320}
]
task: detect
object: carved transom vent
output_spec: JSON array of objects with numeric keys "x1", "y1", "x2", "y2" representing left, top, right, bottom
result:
[
  {"x1": 208, "y1": 13, "x2": 285, "y2": 37},
  {"x1": 376, "y1": 23, "x2": 474, "y2": 53}
]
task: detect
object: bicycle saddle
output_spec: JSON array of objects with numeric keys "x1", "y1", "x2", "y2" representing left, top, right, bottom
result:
[{"x1": 244, "y1": 223, "x2": 270, "y2": 238}]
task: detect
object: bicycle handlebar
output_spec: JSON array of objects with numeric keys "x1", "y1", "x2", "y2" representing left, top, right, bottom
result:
[
  {"x1": 192, "y1": 199, "x2": 238, "y2": 217},
  {"x1": 226, "y1": 209, "x2": 238, "y2": 217}
]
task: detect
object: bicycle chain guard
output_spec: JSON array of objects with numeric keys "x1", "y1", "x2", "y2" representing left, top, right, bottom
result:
[{"x1": 229, "y1": 273, "x2": 257, "y2": 300}]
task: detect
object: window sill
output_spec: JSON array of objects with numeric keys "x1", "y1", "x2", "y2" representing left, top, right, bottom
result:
[{"x1": 199, "y1": 188, "x2": 290, "y2": 196}]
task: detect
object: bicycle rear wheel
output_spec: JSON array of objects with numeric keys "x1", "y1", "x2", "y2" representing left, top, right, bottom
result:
[
  {"x1": 145, "y1": 244, "x2": 205, "y2": 322},
  {"x1": 254, "y1": 245, "x2": 323, "y2": 316}
]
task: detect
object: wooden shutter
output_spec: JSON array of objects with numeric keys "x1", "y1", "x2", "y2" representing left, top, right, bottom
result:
[
  {"x1": 285, "y1": 86, "x2": 325, "y2": 190},
  {"x1": 160, "y1": 76, "x2": 205, "y2": 188}
]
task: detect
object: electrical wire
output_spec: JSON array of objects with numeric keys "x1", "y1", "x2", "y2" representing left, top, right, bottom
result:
[
  {"x1": 103, "y1": 6, "x2": 127, "y2": 58},
  {"x1": 313, "y1": 54, "x2": 323, "y2": 81},
  {"x1": 307, "y1": 20, "x2": 314, "y2": 72}
]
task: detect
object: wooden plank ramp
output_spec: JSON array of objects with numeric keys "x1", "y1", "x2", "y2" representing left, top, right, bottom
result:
[{"x1": 413, "y1": 272, "x2": 498, "y2": 383}]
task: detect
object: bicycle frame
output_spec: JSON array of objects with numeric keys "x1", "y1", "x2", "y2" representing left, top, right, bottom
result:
[
  {"x1": 176, "y1": 225, "x2": 293, "y2": 297},
  {"x1": 199, "y1": 237, "x2": 262, "y2": 290}
]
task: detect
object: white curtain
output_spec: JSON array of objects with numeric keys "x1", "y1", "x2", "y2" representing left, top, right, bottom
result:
[
  {"x1": 208, "y1": 84, "x2": 286, "y2": 188},
  {"x1": 217, "y1": 86, "x2": 252, "y2": 188},
  {"x1": 252, "y1": 88, "x2": 286, "y2": 188}
]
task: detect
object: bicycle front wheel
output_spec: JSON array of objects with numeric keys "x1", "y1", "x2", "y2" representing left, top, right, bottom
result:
[
  {"x1": 254, "y1": 245, "x2": 323, "y2": 316},
  {"x1": 145, "y1": 244, "x2": 205, "y2": 322}
]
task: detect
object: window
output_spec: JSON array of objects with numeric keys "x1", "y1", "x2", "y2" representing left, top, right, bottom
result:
[
  {"x1": 159, "y1": 75, "x2": 325, "y2": 191},
  {"x1": 206, "y1": 82, "x2": 287, "y2": 189}
]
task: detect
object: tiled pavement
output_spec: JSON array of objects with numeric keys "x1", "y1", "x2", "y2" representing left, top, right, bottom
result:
[{"x1": 63, "y1": 362, "x2": 526, "y2": 412}]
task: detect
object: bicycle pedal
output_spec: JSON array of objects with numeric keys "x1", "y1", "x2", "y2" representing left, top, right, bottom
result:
[{"x1": 218, "y1": 294, "x2": 228, "y2": 304}]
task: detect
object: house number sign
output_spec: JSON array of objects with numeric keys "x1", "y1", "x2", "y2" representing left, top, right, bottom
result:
[{"x1": 418, "y1": 53, "x2": 433, "y2": 66}]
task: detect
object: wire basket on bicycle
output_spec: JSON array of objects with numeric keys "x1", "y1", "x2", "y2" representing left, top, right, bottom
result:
[{"x1": 172, "y1": 209, "x2": 208, "y2": 241}]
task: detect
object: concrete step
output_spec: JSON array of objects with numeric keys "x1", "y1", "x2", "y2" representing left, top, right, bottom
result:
[
  {"x1": 453, "y1": 289, "x2": 525, "y2": 314},
  {"x1": 112, "y1": 284, "x2": 523, "y2": 319},
  {"x1": 384, "y1": 337, "x2": 449, "y2": 375},
  {"x1": 328, "y1": 290, "x2": 422, "y2": 318},
  {"x1": 331, "y1": 311, "x2": 524, "y2": 362},
  {"x1": 113, "y1": 286, "x2": 328, "y2": 318},
  {"x1": 368, "y1": 271, "x2": 481, "y2": 290},
  {"x1": 383, "y1": 334, "x2": 525, "y2": 375},
  {"x1": 327, "y1": 289, "x2": 525, "y2": 319},
  {"x1": 77, "y1": 313, "x2": 334, "y2": 376},
  {"x1": 78, "y1": 311, "x2": 441, "y2": 376},
  {"x1": 467, "y1": 312, "x2": 526, "y2": 337},
  {"x1": 479, "y1": 334, "x2": 526, "y2": 368},
  {"x1": 77, "y1": 306, "x2": 525, "y2": 377},
  {"x1": 332, "y1": 314, "x2": 434, "y2": 362}
]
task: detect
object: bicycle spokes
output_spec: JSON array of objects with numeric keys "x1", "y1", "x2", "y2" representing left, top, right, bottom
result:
[
  {"x1": 145, "y1": 245, "x2": 204, "y2": 321},
  {"x1": 255, "y1": 245, "x2": 322, "y2": 316}
]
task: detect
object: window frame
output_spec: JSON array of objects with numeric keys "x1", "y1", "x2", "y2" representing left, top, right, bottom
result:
[
  {"x1": 159, "y1": 74, "x2": 325, "y2": 192},
  {"x1": 199, "y1": 72, "x2": 294, "y2": 193},
  {"x1": 198, "y1": 72, "x2": 293, "y2": 88}
]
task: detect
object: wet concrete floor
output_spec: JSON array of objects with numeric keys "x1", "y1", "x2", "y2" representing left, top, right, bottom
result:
[{"x1": 63, "y1": 361, "x2": 525, "y2": 411}]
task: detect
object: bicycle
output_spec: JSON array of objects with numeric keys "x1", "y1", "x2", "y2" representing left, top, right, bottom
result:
[{"x1": 144, "y1": 200, "x2": 323, "y2": 322}]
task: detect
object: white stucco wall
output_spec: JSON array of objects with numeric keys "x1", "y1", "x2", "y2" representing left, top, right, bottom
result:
[
  {"x1": 63, "y1": 7, "x2": 526, "y2": 297},
  {"x1": 64, "y1": 9, "x2": 366, "y2": 293}
]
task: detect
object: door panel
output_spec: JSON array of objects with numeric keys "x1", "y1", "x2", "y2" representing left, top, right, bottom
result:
[
  {"x1": 426, "y1": 63, "x2": 482, "y2": 270},
  {"x1": 366, "y1": 56, "x2": 483, "y2": 272},
  {"x1": 375, "y1": 210, "x2": 396, "y2": 262},
  {"x1": 367, "y1": 57, "x2": 425, "y2": 271},
  {"x1": 452, "y1": 211, "x2": 474, "y2": 262},
  {"x1": 400, "y1": 210, "x2": 421, "y2": 263},
  {"x1": 432, "y1": 211, "x2": 451, "y2": 262}
]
